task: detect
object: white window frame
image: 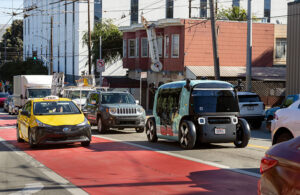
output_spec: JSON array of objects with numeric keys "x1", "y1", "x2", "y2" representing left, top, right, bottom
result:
[
  {"x1": 136, "y1": 38, "x2": 139, "y2": 57},
  {"x1": 141, "y1": 38, "x2": 148, "y2": 58},
  {"x1": 128, "y1": 39, "x2": 136, "y2": 58},
  {"x1": 157, "y1": 36, "x2": 163, "y2": 58},
  {"x1": 164, "y1": 35, "x2": 169, "y2": 58},
  {"x1": 275, "y1": 38, "x2": 287, "y2": 59},
  {"x1": 171, "y1": 34, "x2": 180, "y2": 58},
  {"x1": 123, "y1": 39, "x2": 127, "y2": 58}
]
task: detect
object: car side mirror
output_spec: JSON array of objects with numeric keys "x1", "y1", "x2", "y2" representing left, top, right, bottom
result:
[
  {"x1": 21, "y1": 110, "x2": 29, "y2": 117},
  {"x1": 136, "y1": 100, "x2": 139, "y2": 105}
]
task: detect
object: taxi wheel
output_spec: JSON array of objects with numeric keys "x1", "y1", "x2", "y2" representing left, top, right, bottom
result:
[
  {"x1": 146, "y1": 118, "x2": 157, "y2": 142},
  {"x1": 97, "y1": 117, "x2": 107, "y2": 134},
  {"x1": 28, "y1": 129, "x2": 37, "y2": 148},
  {"x1": 16, "y1": 126, "x2": 24, "y2": 143},
  {"x1": 178, "y1": 120, "x2": 196, "y2": 150},
  {"x1": 81, "y1": 141, "x2": 90, "y2": 147}
]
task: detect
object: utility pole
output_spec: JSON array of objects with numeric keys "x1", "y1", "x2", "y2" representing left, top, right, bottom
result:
[
  {"x1": 189, "y1": 0, "x2": 192, "y2": 18},
  {"x1": 246, "y1": 0, "x2": 252, "y2": 91},
  {"x1": 50, "y1": 16, "x2": 53, "y2": 74},
  {"x1": 99, "y1": 36, "x2": 102, "y2": 87},
  {"x1": 87, "y1": 0, "x2": 92, "y2": 75},
  {"x1": 209, "y1": 0, "x2": 220, "y2": 80}
]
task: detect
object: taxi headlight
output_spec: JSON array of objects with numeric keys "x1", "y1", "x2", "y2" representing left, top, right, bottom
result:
[
  {"x1": 109, "y1": 108, "x2": 117, "y2": 115},
  {"x1": 77, "y1": 117, "x2": 89, "y2": 126},
  {"x1": 36, "y1": 119, "x2": 51, "y2": 127},
  {"x1": 137, "y1": 107, "x2": 144, "y2": 115}
]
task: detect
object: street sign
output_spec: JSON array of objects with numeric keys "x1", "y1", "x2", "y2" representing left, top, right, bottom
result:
[
  {"x1": 141, "y1": 72, "x2": 147, "y2": 79},
  {"x1": 97, "y1": 59, "x2": 105, "y2": 72}
]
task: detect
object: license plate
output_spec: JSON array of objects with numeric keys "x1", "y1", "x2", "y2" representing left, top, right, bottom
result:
[
  {"x1": 247, "y1": 106, "x2": 254, "y2": 110},
  {"x1": 215, "y1": 128, "x2": 226, "y2": 134}
]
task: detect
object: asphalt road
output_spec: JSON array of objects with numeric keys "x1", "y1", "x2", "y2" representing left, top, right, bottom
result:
[
  {"x1": 0, "y1": 108, "x2": 269, "y2": 194},
  {"x1": 91, "y1": 121, "x2": 271, "y2": 176}
]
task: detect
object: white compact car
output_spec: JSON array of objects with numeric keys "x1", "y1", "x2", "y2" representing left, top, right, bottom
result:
[
  {"x1": 271, "y1": 100, "x2": 300, "y2": 145},
  {"x1": 237, "y1": 92, "x2": 265, "y2": 129}
]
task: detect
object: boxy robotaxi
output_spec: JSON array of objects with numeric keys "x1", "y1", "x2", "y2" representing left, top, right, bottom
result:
[{"x1": 145, "y1": 80, "x2": 250, "y2": 149}]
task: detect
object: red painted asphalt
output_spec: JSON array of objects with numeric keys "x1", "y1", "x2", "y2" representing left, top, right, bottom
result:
[{"x1": 0, "y1": 118, "x2": 258, "y2": 195}]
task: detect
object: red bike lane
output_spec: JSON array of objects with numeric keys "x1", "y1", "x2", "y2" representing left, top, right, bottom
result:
[{"x1": 0, "y1": 118, "x2": 258, "y2": 195}]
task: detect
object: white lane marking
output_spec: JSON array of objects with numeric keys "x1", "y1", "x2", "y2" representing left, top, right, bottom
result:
[
  {"x1": 94, "y1": 135, "x2": 261, "y2": 178},
  {"x1": 10, "y1": 182, "x2": 44, "y2": 195},
  {"x1": 0, "y1": 138, "x2": 88, "y2": 195},
  {"x1": 0, "y1": 126, "x2": 16, "y2": 129}
]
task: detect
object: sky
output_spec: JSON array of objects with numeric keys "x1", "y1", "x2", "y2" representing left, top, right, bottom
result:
[{"x1": 0, "y1": 0, "x2": 23, "y2": 25}]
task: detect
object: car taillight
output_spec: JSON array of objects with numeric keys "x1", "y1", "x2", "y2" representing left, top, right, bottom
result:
[{"x1": 260, "y1": 156, "x2": 278, "y2": 174}]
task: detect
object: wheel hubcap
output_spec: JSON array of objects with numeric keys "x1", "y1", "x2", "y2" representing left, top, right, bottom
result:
[
  {"x1": 147, "y1": 121, "x2": 154, "y2": 139},
  {"x1": 180, "y1": 124, "x2": 188, "y2": 146},
  {"x1": 98, "y1": 119, "x2": 102, "y2": 132}
]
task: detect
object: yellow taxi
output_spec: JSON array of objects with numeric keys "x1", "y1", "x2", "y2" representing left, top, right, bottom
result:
[{"x1": 17, "y1": 96, "x2": 91, "y2": 148}]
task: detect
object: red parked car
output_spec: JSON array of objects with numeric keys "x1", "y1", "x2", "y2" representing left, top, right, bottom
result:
[
  {"x1": 258, "y1": 136, "x2": 300, "y2": 194},
  {"x1": 0, "y1": 92, "x2": 9, "y2": 108}
]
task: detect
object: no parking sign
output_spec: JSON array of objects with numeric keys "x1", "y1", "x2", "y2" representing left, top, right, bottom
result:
[{"x1": 97, "y1": 59, "x2": 105, "y2": 72}]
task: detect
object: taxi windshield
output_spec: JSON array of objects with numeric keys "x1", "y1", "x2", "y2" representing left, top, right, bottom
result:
[{"x1": 33, "y1": 101, "x2": 81, "y2": 115}]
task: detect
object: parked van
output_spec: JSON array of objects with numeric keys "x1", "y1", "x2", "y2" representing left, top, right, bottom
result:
[{"x1": 145, "y1": 80, "x2": 250, "y2": 149}]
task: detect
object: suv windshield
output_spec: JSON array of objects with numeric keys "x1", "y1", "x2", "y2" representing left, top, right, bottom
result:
[
  {"x1": 238, "y1": 95, "x2": 260, "y2": 102},
  {"x1": 28, "y1": 89, "x2": 51, "y2": 98},
  {"x1": 67, "y1": 90, "x2": 91, "y2": 99},
  {"x1": 192, "y1": 90, "x2": 239, "y2": 113},
  {"x1": 33, "y1": 101, "x2": 81, "y2": 115},
  {"x1": 100, "y1": 93, "x2": 136, "y2": 104}
]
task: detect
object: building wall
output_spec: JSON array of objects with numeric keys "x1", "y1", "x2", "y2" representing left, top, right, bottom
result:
[
  {"x1": 184, "y1": 20, "x2": 274, "y2": 68},
  {"x1": 286, "y1": 2, "x2": 300, "y2": 95},
  {"x1": 23, "y1": 0, "x2": 92, "y2": 81},
  {"x1": 123, "y1": 25, "x2": 185, "y2": 72}
]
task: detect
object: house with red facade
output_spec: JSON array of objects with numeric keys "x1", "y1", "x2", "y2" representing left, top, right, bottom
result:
[{"x1": 120, "y1": 19, "x2": 286, "y2": 110}]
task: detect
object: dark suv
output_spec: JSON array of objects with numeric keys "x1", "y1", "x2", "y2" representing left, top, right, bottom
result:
[{"x1": 84, "y1": 91, "x2": 146, "y2": 133}]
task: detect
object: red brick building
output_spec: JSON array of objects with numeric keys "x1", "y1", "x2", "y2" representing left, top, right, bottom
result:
[{"x1": 120, "y1": 19, "x2": 286, "y2": 109}]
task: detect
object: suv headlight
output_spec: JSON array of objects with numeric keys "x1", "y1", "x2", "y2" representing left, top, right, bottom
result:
[
  {"x1": 109, "y1": 108, "x2": 117, "y2": 115},
  {"x1": 77, "y1": 117, "x2": 89, "y2": 126},
  {"x1": 137, "y1": 107, "x2": 144, "y2": 115},
  {"x1": 36, "y1": 119, "x2": 51, "y2": 127}
]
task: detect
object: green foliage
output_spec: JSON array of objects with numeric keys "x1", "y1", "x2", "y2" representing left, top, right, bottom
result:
[
  {"x1": 0, "y1": 59, "x2": 48, "y2": 82},
  {"x1": 1, "y1": 19, "x2": 23, "y2": 62},
  {"x1": 217, "y1": 6, "x2": 247, "y2": 21},
  {"x1": 82, "y1": 19, "x2": 123, "y2": 66}
]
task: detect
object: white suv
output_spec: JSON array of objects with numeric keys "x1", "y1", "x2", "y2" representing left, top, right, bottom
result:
[
  {"x1": 271, "y1": 100, "x2": 300, "y2": 145},
  {"x1": 237, "y1": 92, "x2": 265, "y2": 129}
]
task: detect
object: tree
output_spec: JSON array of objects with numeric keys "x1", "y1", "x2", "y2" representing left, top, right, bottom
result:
[
  {"x1": 0, "y1": 59, "x2": 48, "y2": 82},
  {"x1": 0, "y1": 19, "x2": 23, "y2": 62},
  {"x1": 83, "y1": 19, "x2": 123, "y2": 67},
  {"x1": 217, "y1": 6, "x2": 247, "y2": 21}
]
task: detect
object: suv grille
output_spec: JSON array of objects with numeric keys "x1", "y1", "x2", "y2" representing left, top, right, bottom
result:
[
  {"x1": 117, "y1": 108, "x2": 137, "y2": 115},
  {"x1": 208, "y1": 117, "x2": 231, "y2": 124}
]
